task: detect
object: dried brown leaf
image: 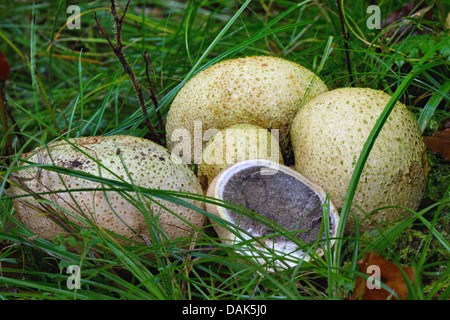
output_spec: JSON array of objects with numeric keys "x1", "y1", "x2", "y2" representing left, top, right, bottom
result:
[
  {"x1": 424, "y1": 127, "x2": 450, "y2": 160},
  {"x1": 352, "y1": 251, "x2": 415, "y2": 300},
  {"x1": 382, "y1": 2, "x2": 434, "y2": 42}
]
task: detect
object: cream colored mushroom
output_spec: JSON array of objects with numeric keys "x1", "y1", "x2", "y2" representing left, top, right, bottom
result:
[
  {"x1": 197, "y1": 123, "x2": 284, "y2": 188},
  {"x1": 166, "y1": 55, "x2": 328, "y2": 162},
  {"x1": 291, "y1": 88, "x2": 428, "y2": 232},
  {"x1": 10, "y1": 135, "x2": 206, "y2": 247}
]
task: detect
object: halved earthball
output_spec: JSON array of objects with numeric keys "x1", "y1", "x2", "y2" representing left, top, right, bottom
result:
[{"x1": 206, "y1": 159, "x2": 339, "y2": 269}]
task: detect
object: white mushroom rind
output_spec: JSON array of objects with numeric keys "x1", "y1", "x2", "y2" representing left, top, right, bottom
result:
[{"x1": 206, "y1": 159, "x2": 340, "y2": 269}]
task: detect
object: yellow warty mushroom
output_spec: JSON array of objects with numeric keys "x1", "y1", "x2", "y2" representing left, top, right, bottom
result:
[
  {"x1": 166, "y1": 55, "x2": 328, "y2": 162},
  {"x1": 291, "y1": 88, "x2": 428, "y2": 232}
]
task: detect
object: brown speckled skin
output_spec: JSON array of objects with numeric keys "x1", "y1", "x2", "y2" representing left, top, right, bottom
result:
[
  {"x1": 291, "y1": 88, "x2": 428, "y2": 233},
  {"x1": 165, "y1": 55, "x2": 328, "y2": 160},
  {"x1": 11, "y1": 135, "x2": 206, "y2": 246}
]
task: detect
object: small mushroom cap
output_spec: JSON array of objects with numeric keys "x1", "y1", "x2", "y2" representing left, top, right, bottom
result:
[
  {"x1": 206, "y1": 159, "x2": 339, "y2": 269},
  {"x1": 10, "y1": 135, "x2": 206, "y2": 246},
  {"x1": 291, "y1": 88, "x2": 428, "y2": 232},
  {"x1": 166, "y1": 55, "x2": 328, "y2": 160},
  {"x1": 198, "y1": 123, "x2": 284, "y2": 188}
]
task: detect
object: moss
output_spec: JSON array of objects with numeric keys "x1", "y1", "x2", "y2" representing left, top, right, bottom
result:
[
  {"x1": 390, "y1": 226, "x2": 449, "y2": 293},
  {"x1": 22, "y1": 245, "x2": 59, "y2": 276},
  {"x1": 422, "y1": 151, "x2": 450, "y2": 204},
  {"x1": 389, "y1": 227, "x2": 428, "y2": 264}
]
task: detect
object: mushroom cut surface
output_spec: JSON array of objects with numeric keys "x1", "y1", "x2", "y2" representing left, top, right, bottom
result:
[{"x1": 221, "y1": 165, "x2": 325, "y2": 244}]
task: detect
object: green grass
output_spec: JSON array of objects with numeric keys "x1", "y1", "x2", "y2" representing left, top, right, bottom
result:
[{"x1": 0, "y1": 0, "x2": 449, "y2": 300}]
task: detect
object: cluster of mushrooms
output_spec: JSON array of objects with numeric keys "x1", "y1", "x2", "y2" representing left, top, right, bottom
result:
[{"x1": 10, "y1": 55, "x2": 428, "y2": 268}]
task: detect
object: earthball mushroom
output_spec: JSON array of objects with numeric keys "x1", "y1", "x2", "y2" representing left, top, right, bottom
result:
[
  {"x1": 206, "y1": 159, "x2": 340, "y2": 269},
  {"x1": 290, "y1": 88, "x2": 428, "y2": 232},
  {"x1": 166, "y1": 55, "x2": 328, "y2": 162},
  {"x1": 197, "y1": 123, "x2": 284, "y2": 188},
  {"x1": 10, "y1": 135, "x2": 206, "y2": 246}
]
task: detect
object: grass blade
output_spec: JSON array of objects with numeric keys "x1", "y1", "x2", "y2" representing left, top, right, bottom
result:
[{"x1": 417, "y1": 80, "x2": 450, "y2": 132}]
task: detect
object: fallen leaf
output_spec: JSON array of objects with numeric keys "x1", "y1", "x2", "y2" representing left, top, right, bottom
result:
[
  {"x1": 423, "y1": 127, "x2": 450, "y2": 160},
  {"x1": 382, "y1": 2, "x2": 433, "y2": 42},
  {"x1": 0, "y1": 50, "x2": 10, "y2": 82},
  {"x1": 352, "y1": 251, "x2": 415, "y2": 300}
]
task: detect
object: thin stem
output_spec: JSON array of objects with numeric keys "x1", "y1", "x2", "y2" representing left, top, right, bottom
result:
[
  {"x1": 336, "y1": 0, "x2": 354, "y2": 85},
  {"x1": 143, "y1": 51, "x2": 164, "y2": 133},
  {"x1": 94, "y1": 1, "x2": 161, "y2": 143}
]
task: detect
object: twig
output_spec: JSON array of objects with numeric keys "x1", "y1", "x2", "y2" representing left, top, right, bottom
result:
[
  {"x1": 94, "y1": 0, "x2": 161, "y2": 143},
  {"x1": 143, "y1": 51, "x2": 164, "y2": 132},
  {"x1": 336, "y1": 0, "x2": 354, "y2": 85}
]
